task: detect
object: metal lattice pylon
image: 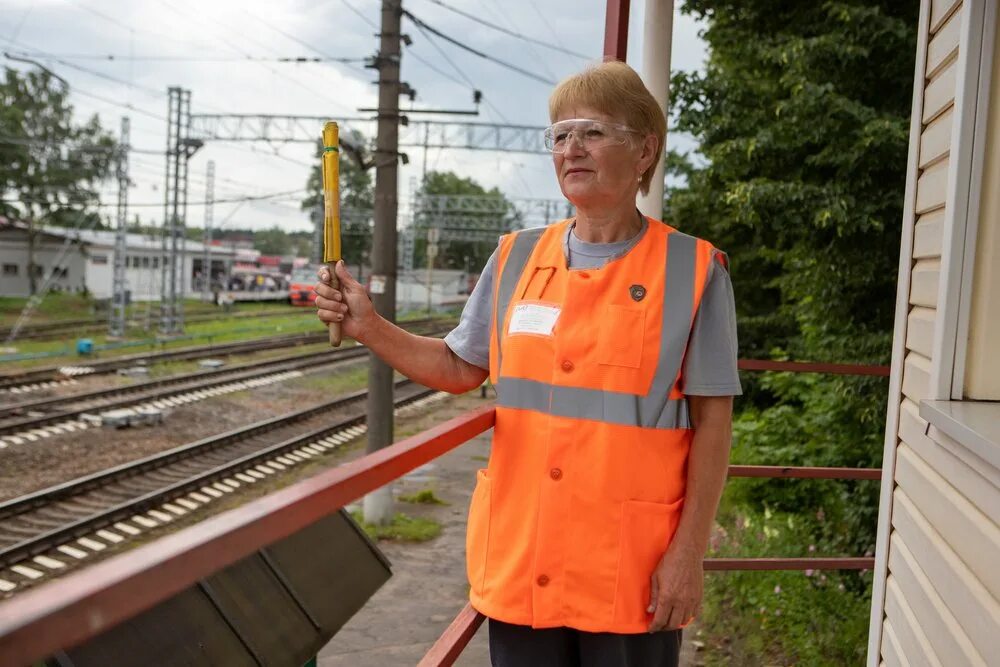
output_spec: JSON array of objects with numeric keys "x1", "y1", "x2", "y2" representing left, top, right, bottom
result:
[{"x1": 160, "y1": 87, "x2": 199, "y2": 335}]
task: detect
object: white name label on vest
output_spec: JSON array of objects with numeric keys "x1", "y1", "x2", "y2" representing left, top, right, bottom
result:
[{"x1": 508, "y1": 302, "x2": 561, "y2": 337}]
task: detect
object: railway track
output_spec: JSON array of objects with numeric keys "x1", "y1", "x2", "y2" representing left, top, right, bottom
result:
[
  {"x1": 0, "y1": 381, "x2": 449, "y2": 595},
  {"x1": 0, "y1": 306, "x2": 310, "y2": 342},
  {"x1": 0, "y1": 332, "x2": 323, "y2": 394},
  {"x1": 0, "y1": 346, "x2": 371, "y2": 443},
  {"x1": 0, "y1": 317, "x2": 448, "y2": 394}
]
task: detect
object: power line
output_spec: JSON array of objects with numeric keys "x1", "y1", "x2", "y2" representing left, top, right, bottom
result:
[
  {"x1": 0, "y1": 135, "x2": 162, "y2": 154},
  {"x1": 237, "y1": 8, "x2": 370, "y2": 74},
  {"x1": 523, "y1": 0, "x2": 576, "y2": 60},
  {"x1": 402, "y1": 11, "x2": 555, "y2": 86},
  {"x1": 157, "y1": 0, "x2": 358, "y2": 117},
  {"x1": 420, "y1": 0, "x2": 588, "y2": 60},
  {"x1": 407, "y1": 22, "x2": 511, "y2": 123},
  {"x1": 2, "y1": 188, "x2": 308, "y2": 208},
  {"x1": 6, "y1": 50, "x2": 166, "y2": 98},
  {"x1": 339, "y1": 0, "x2": 379, "y2": 30},
  {"x1": 474, "y1": 0, "x2": 558, "y2": 83},
  {"x1": 66, "y1": 0, "x2": 223, "y2": 54},
  {"x1": 6, "y1": 51, "x2": 369, "y2": 64}
]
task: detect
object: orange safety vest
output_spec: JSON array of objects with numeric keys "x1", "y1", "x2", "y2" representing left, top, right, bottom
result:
[{"x1": 467, "y1": 217, "x2": 722, "y2": 633}]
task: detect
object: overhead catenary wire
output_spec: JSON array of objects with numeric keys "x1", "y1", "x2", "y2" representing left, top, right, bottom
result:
[
  {"x1": 406, "y1": 21, "x2": 511, "y2": 123},
  {"x1": 420, "y1": 0, "x2": 589, "y2": 60},
  {"x1": 473, "y1": 0, "x2": 558, "y2": 86},
  {"x1": 5, "y1": 49, "x2": 167, "y2": 99},
  {"x1": 157, "y1": 0, "x2": 359, "y2": 117},
  {"x1": 0, "y1": 135, "x2": 161, "y2": 155},
  {"x1": 339, "y1": 0, "x2": 379, "y2": 30},
  {"x1": 2, "y1": 187, "x2": 308, "y2": 208},
  {"x1": 4, "y1": 51, "x2": 368, "y2": 64},
  {"x1": 237, "y1": 8, "x2": 370, "y2": 75},
  {"x1": 402, "y1": 11, "x2": 556, "y2": 86}
]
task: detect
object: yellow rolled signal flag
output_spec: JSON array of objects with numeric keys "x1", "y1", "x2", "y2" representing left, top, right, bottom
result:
[{"x1": 321, "y1": 121, "x2": 342, "y2": 347}]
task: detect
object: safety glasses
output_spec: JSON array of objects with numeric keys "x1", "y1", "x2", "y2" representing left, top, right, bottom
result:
[{"x1": 543, "y1": 118, "x2": 639, "y2": 153}]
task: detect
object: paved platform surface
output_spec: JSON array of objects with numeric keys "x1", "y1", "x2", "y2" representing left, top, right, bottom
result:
[{"x1": 319, "y1": 394, "x2": 699, "y2": 666}]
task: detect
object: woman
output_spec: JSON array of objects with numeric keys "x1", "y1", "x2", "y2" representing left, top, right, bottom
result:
[{"x1": 315, "y1": 61, "x2": 740, "y2": 667}]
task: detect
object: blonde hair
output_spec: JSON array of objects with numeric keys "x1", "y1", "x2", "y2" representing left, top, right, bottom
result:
[{"x1": 548, "y1": 60, "x2": 666, "y2": 195}]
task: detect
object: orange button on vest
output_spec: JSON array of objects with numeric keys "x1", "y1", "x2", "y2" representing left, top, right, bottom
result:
[{"x1": 466, "y1": 218, "x2": 721, "y2": 633}]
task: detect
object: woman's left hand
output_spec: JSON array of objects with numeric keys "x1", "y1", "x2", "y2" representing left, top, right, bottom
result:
[{"x1": 647, "y1": 546, "x2": 704, "y2": 632}]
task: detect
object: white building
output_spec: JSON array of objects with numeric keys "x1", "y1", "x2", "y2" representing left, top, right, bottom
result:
[{"x1": 0, "y1": 221, "x2": 236, "y2": 301}]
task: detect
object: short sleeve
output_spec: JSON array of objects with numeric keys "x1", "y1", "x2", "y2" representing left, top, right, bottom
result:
[
  {"x1": 681, "y1": 257, "x2": 742, "y2": 396},
  {"x1": 443, "y1": 248, "x2": 497, "y2": 370}
]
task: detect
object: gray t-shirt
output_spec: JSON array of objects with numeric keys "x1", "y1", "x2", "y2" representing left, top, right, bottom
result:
[{"x1": 444, "y1": 222, "x2": 742, "y2": 397}]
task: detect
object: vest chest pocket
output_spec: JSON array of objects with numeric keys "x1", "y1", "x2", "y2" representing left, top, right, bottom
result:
[{"x1": 597, "y1": 304, "x2": 645, "y2": 368}]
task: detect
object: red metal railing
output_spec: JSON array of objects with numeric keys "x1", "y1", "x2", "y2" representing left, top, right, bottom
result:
[
  {"x1": 0, "y1": 358, "x2": 887, "y2": 666},
  {"x1": 0, "y1": 406, "x2": 495, "y2": 667}
]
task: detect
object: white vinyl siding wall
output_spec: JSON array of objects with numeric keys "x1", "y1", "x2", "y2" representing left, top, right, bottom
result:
[{"x1": 870, "y1": 1, "x2": 1000, "y2": 665}]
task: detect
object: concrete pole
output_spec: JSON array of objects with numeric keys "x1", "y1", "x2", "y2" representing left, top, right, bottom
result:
[
  {"x1": 636, "y1": 0, "x2": 674, "y2": 219},
  {"x1": 363, "y1": 0, "x2": 403, "y2": 526},
  {"x1": 202, "y1": 161, "x2": 215, "y2": 303},
  {"x1": 109, "y1": 116, "x2": 130, "y2": 339}
]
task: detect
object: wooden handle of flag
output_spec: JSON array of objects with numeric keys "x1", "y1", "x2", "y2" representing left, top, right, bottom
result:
[
  {"x1": 322, "y1": 122, "x2": 342, "y2": 347},
  {"x1": 326, "y1": 261, "x2": 341, "y2": 346}
]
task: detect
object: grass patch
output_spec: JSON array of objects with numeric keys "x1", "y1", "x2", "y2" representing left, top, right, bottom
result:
[
  {"x1": 398, "y1": 489, "x2": 448, "y2": 505},
  {"x1": 293, "y1": 365, "x2": 370, "y2": 394},
  {"x1": 350, "y1": 511, "x2": 441, "y2": 542},
  {"x1": 470, "y1": 455, "x2": 489, "y2": 462}
]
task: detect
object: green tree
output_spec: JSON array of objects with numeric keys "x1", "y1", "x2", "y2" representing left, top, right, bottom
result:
[
  {"x1": 253, "y1": 226, "x2": 293, "y2": 255},
  {"x1": 412, "y1": 170, "x2": 520, "y2": 272},
  {"x1": 664, "y1": 1, "x2": 917, "y2": 661},
  {"x1": 301, "y1": 128, "x2": 374, "y2": 270},
  {"x1": 1, "y1": 67, "x2": 117, "y2": 293}
]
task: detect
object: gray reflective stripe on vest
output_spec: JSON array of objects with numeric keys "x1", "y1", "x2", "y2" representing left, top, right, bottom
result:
[
  {"x1": 495, "y1": 227, "x2": 546, "y2": 374},
  {"x1": 498, "y1": 377, "x2": 691, "y2": 429},
  {"x1": 495, "y1": 229, "x2": 699, "y2": 430}
]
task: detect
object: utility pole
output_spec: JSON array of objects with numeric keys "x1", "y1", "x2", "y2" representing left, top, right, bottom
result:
[
  {"x1": 109, "y1": 116, "x2": 130, "y2": 339},
  {"x1": 363, "y1": 0, "x2": 404, "y2": 525},
  {"x1": 201, "y1": 160, "x2": 215, "y2": 302}
]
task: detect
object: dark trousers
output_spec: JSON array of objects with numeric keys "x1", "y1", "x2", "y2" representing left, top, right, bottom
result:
[{"x1": 488, "y1": 618, "x2": 682, "y2": 667}]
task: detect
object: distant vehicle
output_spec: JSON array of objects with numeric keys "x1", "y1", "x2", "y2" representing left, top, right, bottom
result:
[{"x1": 288, "y1": 266, "x2": 318, "y2": 306}]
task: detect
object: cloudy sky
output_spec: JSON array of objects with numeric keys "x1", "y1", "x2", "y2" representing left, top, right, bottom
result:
[{"x1": 2, "y1": 0, "x2": 706, "y2": 233}]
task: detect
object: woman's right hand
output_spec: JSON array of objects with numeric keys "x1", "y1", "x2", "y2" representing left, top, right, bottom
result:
[{"x1": 315, "y1": 261, "x2": 377, "y2": 342}]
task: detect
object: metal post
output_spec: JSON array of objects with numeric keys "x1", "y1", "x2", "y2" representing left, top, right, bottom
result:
[
  {"x1": 160, "y1": 86, "x2": 196, "y2": 335},
  {"x1": 363, "y1": 0, "x2": 403, "y2": 526},
  {"x1": 109, "y1": 116, "x2": 130, "y2": 339},
  {"x1": 202, "y1": 160, "x2": 215, "y2": 303},
  {"x1": 167, "y1": 89, "x2": 182, "y2": 334},
  {"x1": 603, "y1": 0, "x2": 631, "y2": 61},
  {"x1": 176, "y1": 88, "x2": 193, "y2": 331},
  {"x1": 421, "y1": 122, "x2": 430, "y2": 183},
  {"x1": 159, "y1": 90, "x2": 178, "y2": 334},
  {"x1": 425, "y1": 227, "x2": 439, "y2": 314},
  {"x1": 636, "y1": 0, "x2": 673, "y2": 218}
]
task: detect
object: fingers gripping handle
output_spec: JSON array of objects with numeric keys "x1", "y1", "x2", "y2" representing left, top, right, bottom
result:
[{"x1": 326, "y1": 261, "x2": 342, "y2": 347}]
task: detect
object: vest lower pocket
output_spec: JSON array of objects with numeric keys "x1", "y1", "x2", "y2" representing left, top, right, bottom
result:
[
  {"x1": 466, "y1": 469, "x2": 492, "y2": 597},
  {"x1": 613, "y1": 497, "x2": 684, "y2": 627}
]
